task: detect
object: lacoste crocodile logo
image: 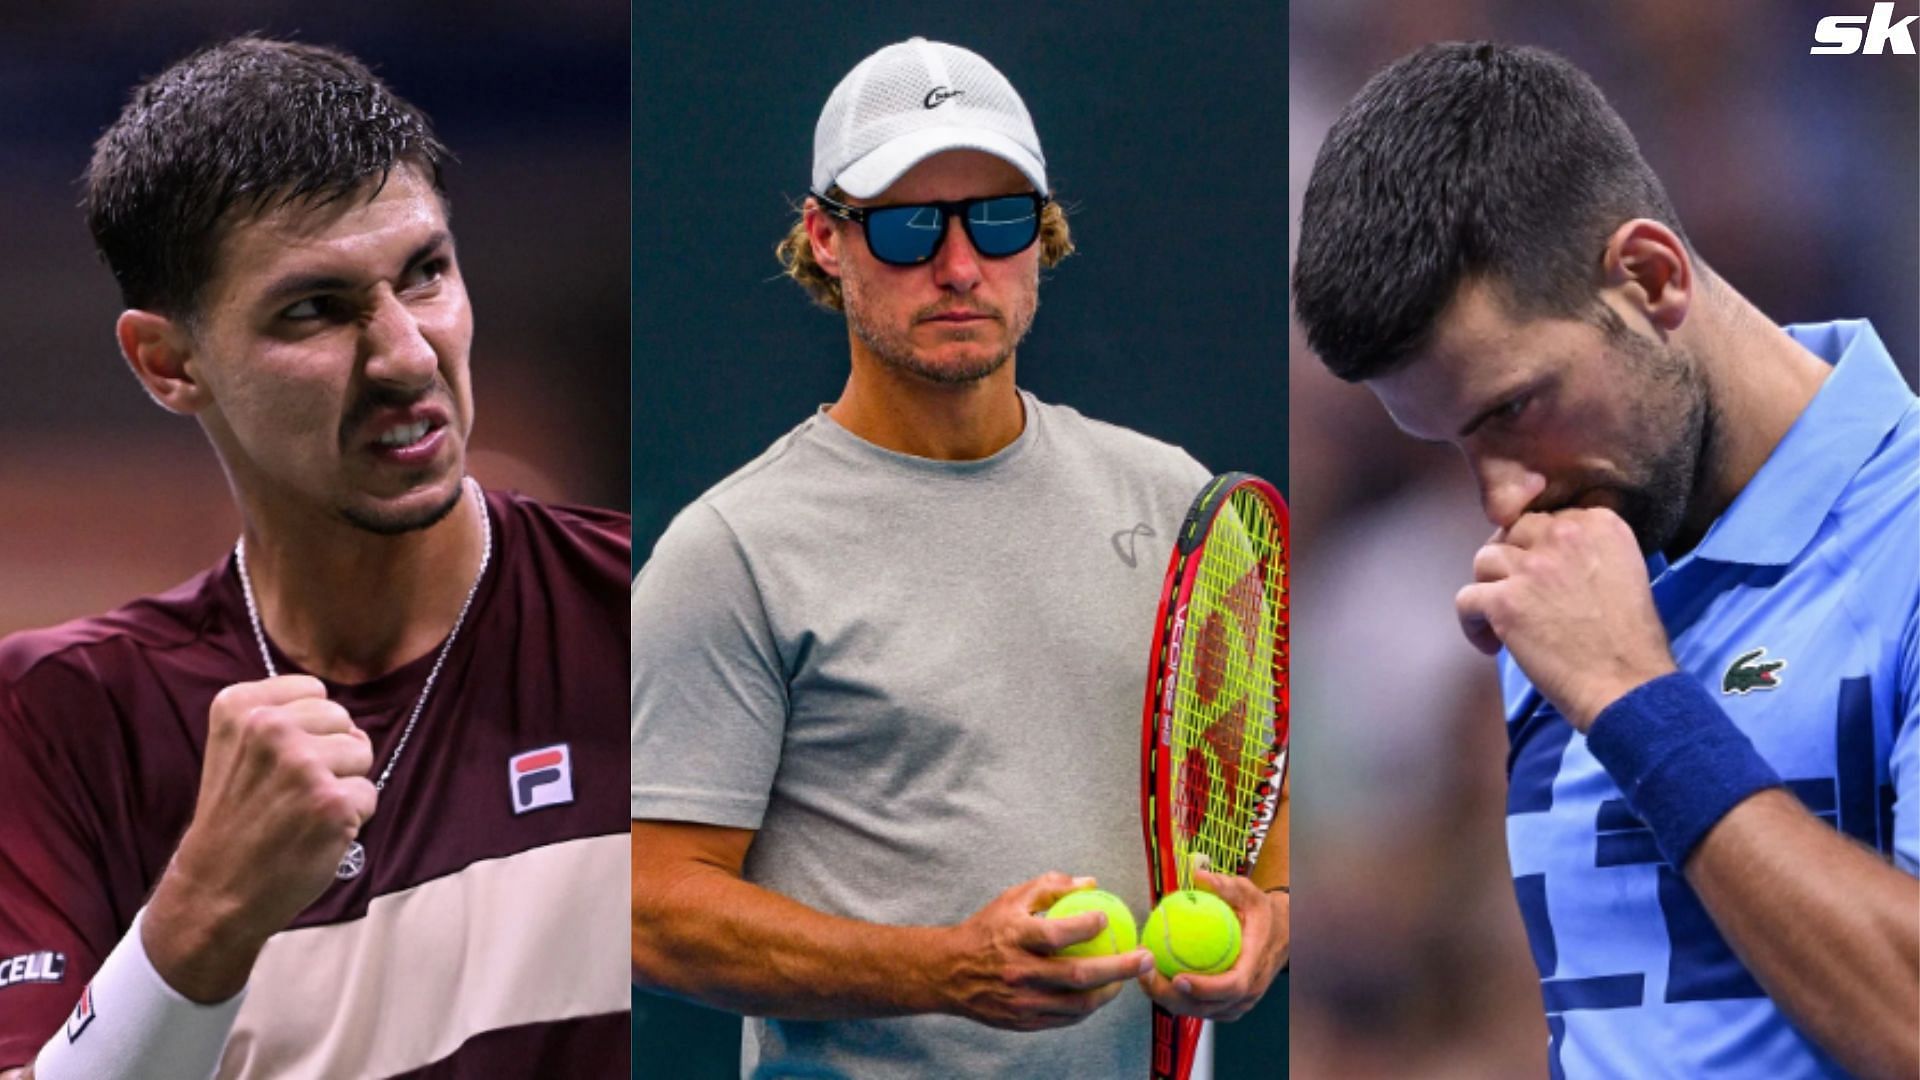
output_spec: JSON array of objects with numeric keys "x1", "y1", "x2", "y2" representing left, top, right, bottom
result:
[
  {"x1": 1722, "y1": 647, "x2": 1787, "y2": 695},
  {"x1": 1112, "y1": 522, "x2": 1156, "y2": 568}
]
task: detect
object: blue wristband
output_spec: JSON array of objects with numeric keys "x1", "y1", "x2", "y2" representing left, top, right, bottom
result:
[{"x1": 1585, "y1": 672, "x2": 1782, "y2": 869}]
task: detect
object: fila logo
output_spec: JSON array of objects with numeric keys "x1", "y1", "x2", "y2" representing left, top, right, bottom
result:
[
  {"x1": 0, "y1": 950, "x2": 65, "y2": 989},
  {"x1": 1812, "y1": 3, "x2": 1917, "y2": 54},
  {"x1": 509, "y1": 743, "x2": 575, "y2": 815},
  {"x1": 67, "y1": 984, "x2": 95, "y2": 1042}
]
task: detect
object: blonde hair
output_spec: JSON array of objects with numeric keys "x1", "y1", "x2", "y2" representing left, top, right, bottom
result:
[{"x1": 775, "y1": 188, "x2": 1075, "y2": 311}]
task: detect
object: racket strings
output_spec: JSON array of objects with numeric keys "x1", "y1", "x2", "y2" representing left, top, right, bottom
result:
[{"x1": 1169, "y1": 488, "x2": 1287, "y2": 890}]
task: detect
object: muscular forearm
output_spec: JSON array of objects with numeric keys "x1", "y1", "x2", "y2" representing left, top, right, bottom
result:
[
  {"x1": 632, "y1": 860, "x2": 956, "y2": 1021},
  {"x1": 1687, "y1": 789, "x2": 1920, "y2": 1080},
  {"x1": 142, "y1": 868, "x2": 271, "y2": 1003}
]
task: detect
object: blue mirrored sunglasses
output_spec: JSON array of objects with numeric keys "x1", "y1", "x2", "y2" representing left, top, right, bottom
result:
[{"x1": 813, "y1": 191, "x2": 1048, "y2": 267}]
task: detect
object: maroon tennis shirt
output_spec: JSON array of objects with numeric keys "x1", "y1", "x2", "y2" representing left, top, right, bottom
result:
[{"x1": 0, "y1": 489, "x2": 630, "y2": 1077}]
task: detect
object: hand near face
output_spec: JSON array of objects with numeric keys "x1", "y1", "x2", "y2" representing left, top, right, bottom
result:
[
  {"x1": 1456, "y1": 507, "x2": 1677, "y2": 730},
  {"x1": 1138, "y1": 870, "x2": 1288, "y2": 1022}
]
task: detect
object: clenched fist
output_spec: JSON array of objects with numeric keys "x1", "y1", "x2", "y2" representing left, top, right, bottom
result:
[{"x1": 144, "y1": 675, "x2": 376, "y2": 1002}]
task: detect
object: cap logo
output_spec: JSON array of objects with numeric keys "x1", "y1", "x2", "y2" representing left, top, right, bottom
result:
[{"x1": 923, "y1": 86, "x2": 965, "y2": 109}]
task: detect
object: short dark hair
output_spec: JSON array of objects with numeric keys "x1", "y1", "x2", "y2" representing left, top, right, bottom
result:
[
  {"x1": 84, "y1": 37, "x2": 451, "y2": 319},
  {"x1": 1292, "y1": 42, "x2": 1690, "y2": 382}
]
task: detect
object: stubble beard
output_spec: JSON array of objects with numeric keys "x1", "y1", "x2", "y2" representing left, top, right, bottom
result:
[
  {"x1": 1602, "y1": 331, "x2": 1718, "y2": 556},
  {"x1": 335, "y1": 380, "x2": 469, "y2": 536},
  {"x1": 340, "y1": 478, "x2": 468, "y2": 537},
  {"x1": 840, "y1": 265, "x2": 1039, "y2": 386}
]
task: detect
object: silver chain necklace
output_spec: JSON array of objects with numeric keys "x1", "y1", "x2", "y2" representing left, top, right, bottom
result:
[{"x1": 233, "y1": 476, "x2": 491, "y2": 881}]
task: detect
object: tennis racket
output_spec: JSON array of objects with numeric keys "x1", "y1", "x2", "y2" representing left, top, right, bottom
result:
[{"x1": 1139, "y1": 472, "x2": 1290, "y2": 1080}]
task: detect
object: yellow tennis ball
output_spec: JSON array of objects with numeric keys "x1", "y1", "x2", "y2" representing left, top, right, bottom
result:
[
  {"x1": 1045, "y1": 889, "x2": 1140, "y2": 958},
  {"x1": 1144, "y1": 890, "x2": 1242, "y2": 977}
]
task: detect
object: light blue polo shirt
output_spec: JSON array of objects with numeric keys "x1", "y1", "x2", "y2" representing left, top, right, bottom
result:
[{"x1": 1501, "y1": 320, "x2": 1918, "y2": 1078}]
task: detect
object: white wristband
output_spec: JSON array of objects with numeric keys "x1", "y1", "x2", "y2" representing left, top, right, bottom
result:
[{"x1": 32, "y1": 908, "x2": 246, "y2": 1080}]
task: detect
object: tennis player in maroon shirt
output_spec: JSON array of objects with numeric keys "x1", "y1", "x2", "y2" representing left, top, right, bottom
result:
[{"x1": 0, "y1": 38, "x2": 629, "y2": 1079}]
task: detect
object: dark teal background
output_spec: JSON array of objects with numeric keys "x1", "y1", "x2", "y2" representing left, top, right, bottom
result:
[{"x1": 634, "y1": 4, "x2": 1288, "y2": 1076}]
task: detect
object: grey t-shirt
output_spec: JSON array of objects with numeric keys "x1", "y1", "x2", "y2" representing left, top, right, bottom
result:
[{"x1": 631, "y1": 392, "x2": 1209, "y2": 1079}]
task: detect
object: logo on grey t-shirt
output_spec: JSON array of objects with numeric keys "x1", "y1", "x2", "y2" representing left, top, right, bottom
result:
[{"x1": 1111, "y1": 522, "x2": 1156, "y2": 568}]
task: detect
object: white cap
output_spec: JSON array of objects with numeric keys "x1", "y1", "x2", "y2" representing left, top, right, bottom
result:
[{"x1": 812, "y1": 37, "x2": 1047, "y2": 200}]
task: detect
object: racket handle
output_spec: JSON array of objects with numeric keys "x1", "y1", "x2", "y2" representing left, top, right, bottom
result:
[{"x1": 1150, "y1": 1005, "x2": 1204, "y2": 1079}]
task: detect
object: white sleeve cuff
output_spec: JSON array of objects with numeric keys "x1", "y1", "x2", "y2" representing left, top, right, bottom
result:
[{"x1": 33, "y1": 907, "x2": 246, "y2": 1080}]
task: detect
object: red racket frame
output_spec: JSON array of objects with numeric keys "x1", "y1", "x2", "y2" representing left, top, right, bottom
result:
[{"x1": 1139, "y1": 473, "x2": 1290, "y2": 1080}]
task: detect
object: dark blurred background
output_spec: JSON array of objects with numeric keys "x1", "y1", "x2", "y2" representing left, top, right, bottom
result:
[
  {"x1": 634, "y1": 3, "x2": 1289, "y2": 1077},
  {"x1": 0, "y1": 2, "x2": 628, "y2": 636},
  {"x1": 1287, "y1": 2, "x2": 1917, "y2": 1076}
]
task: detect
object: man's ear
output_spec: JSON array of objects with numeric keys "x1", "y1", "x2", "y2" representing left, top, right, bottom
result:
[
  {"x1": 803, "y1": 198, "x2": 844, "y2": 280},
  {"x1": 1599, "y1": 218, "x2": 1692, "y2": 335},
  {"x1": 117, "y1": 309, "x2": 211, "y2": 415}
]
